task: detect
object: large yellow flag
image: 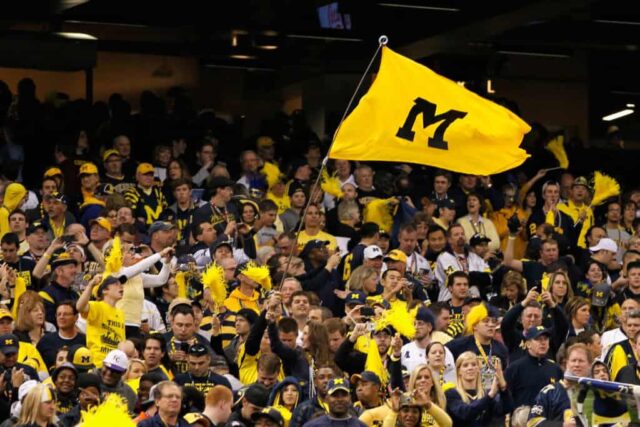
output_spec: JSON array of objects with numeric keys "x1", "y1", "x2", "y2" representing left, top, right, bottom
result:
[{"x1": 329, "y1": 46, "x2": 531, "y2": 175}]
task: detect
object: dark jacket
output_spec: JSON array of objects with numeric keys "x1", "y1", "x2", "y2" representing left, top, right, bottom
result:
[
  {"x1": 268, "y1": 376, "x2": 303, "y2": 407},
  {"x1": 267, "y1": 323, "x2": 310, "y2": 399},
  {"x1": 445, "y1": 388, "x2": 514, "y2": 427},
  {"x1": 303, "y1": 414, "x2": 367, "y2": 427},
  {"x1": 289, "y1": 397, "x2": 326, "y2": 427},
  {"x1": 138, "y1": 414, "x2": 190, "y2": 427},
  {"x1": 59, "y1": 405, "x2": 82, "y2": 427},
  {"x1": 500, "y1": 303, "x2": 568, "y2": 362},
  {"x1": 39, "y1": 282, "x2": 80, "y2": 325},
  {"x1": 504, "y1": 353, "x2": 563, "y2": 408}
]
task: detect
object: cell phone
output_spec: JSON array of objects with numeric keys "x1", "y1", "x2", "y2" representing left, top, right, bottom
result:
[
  {"x1": 360, "y1": 306, "x2": 375, "y2": 318},
  {"x1": 60, "y1": 235, "x2": 75, "y2": 244},
  {"x1": 180, "y1": 342, "x2": 190, "y2": 352}
]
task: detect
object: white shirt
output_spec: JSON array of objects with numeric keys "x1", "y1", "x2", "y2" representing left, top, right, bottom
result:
[
  {"x1": 435, "y1": 251, "x2": 488, "y2": 301},
  {"x1": 600, "y1": 327, "x2": 626, "y2": 360},
  {"x1": 400, "y1": 341, "x2": 456, "y2": 384},
  {"x1": 142, "y1": 299, "x2": 166, "y2": 333}
]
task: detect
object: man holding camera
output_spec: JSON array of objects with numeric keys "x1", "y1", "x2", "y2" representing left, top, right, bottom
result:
[{"x1": 0, "y1": 333, "x2": 39, "y2": 401}]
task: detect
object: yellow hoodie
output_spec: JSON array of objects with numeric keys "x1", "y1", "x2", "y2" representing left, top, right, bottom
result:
[
  {"x1": 223, "y1": 288, "x2": 260, "y2": 313},
  {"x1": 0, "y1": 182, "x2": 26, "y2": 240}
]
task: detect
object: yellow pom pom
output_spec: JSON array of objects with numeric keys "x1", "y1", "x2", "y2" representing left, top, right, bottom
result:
[
  {"x1": 591, "y1": 171, "x2": 620, "y2": 207},
  {"x1": 175, "y1": 271, "x2": 188, "y2": 299},
  {"x1": 241, "y1": 262, "x2": 272, "y2": 291},
  {"x1": 80, "y1": 394, "x2": 135, "y2": 427},
  {"x1": 321, "y1": 169, "x2": 344, "y2": 199},
  {"x1": 465, "y1": 303, "x2": 488, "y2": 336},
  {"x1": 545, "y1": 135, "x2": 569, "y2": 169},
  {"x1": 202, "y1": 262, "x2": 227, "y2": 306}
]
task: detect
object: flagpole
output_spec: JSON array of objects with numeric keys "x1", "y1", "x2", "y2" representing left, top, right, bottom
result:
[{"x1": 278, "y1": 36, "x2": 389, "y2": 291}]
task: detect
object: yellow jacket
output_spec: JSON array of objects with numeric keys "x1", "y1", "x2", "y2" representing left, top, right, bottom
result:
[
  {"x1": 224, "y1": 288, "x2": 261, "y2": 314},
  {"x1": 0, "y1": 183, "x2": 26, "y2": 240}
]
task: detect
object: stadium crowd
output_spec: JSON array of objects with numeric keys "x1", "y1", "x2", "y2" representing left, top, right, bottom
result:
[{"x1": 0, "y1": 78, "x2": 639, "y2": 427}]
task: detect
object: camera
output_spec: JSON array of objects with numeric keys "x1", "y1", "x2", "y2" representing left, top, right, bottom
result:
[
  {"x1": 507, "y1": 214, "x2": 521, "y2": 234},
  {"x1": 360, "y1": 306, "x2": 375, "y2": 318},
  {"x1": 60, "y1": 235, "x2": 75, "y2": 244}
]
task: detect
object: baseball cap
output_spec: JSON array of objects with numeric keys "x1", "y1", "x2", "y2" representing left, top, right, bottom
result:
[
  {"x1": 184, "y1": 413, "x2": 212, "y2": 427},
  {"x1": 51, "y1": 251, "x2": 79, "y2": 269},
  {"x1": 242, "y1": 383, "x2": 270, "y2": 407},
  {"x1": 345, "y1": 291, "x2": 366, "y2": 306},
  {"x1": 350, "y1": 371, "x2": 381, "y2": 385},
  {"x1": 212, "y1": 239, "x2": 233, "y2": 252},
  {"x1": 148, "y1": 221, "x2": 176, "y2": 235},
  {"x1": 326, "y1": 378, "x2": 350, "y2": 395},
  {"x1": 209, "y1": 176, "x2": 235, "y2": 191},
  {"x1": 211, "y1": 355, "x2": 229, "y2": 369},
  {"x1": 524, "y1": 325, "x2": 552, "y2": 340},
  {"x1": 415, "y1": 306, "x2": 435, "y2": 328},
  {"x1": 0, "y1": 334, "x2": 19, "y2": 355},
  {"x1": 363, "y1": 245, "x2": 383, "y2": 260},
  {"x1": 0, "y1": 308, "x2": 13, "y2": 321},
  {"x1": 79, "y1": 163, "x2": 99, "y2": 176},
  {"x1": 589, "y1": 238, "x2": 618, "y2": 254},
  {"x1": 257, "y1": 136, "x2": 275, "y2": 148},
  {"x1": 236, "y1": 308, "x2": 259, "y2": 325},
  {"x1": 592, "y1": 282, "x2": 611, "y2": 307},
  {"x1": 299, "y1": 239, "x2": 329, "y2": 258},
  {"x1": 76, "y1": 372, "x2": 101, "y2": 391},
  {"x1": 187, "y1": 344, "x2": 209, "y2": 357},
  {"x1": 102, "y1": 149, "x2": 121, "y2": 162},
  {"x1": 44, "y1": 191, "x2": 68, "y2": 205},
  {"x1": 97, "y1": 275, "x2": 124, "y2": 297},
  {"x1": 168, "y1": 298, "x2": 193, "y2": 315},
  {"x1": 43, "y1": 167, "x2": 63, "y2": 178},
  {"x1": 470, "y1": 233, "x2": 491, "y2": 246},
  {"x1": 437, "y1": 199, "x2": 456, "y2": 210},
  {"x1": 251, "y1": 407, "x2": 284, "y2": 427},
  {"x1": 572, "y1": 176, "x2": 589, "y2": 188},
  {"x1": 102, "y1": 349, "x2": 129, "y2": 373},
  {"x1": 137, "y1": 163, "x2": 155, "y2": 175},
  {"x1": 18, "y1": 380, "x2": 39, "y2": 402},
  {"x1": 52, "y1": 362, "x2": 77, "y2": 381},
  {"x1": 68, "y1": 345, "x2": 95, "y2": 371},
  {"x1": 378, "y1": 230, "x2": 390, "y2": 239},
  {"x1": 384, "y1": 249, "x2": 408, "y2": 264},
  {"x1": 399, "y1": 393, "x2": 421, "y2": 409},
  {"x1": 26, "y1": 221, "x2": 48, "y2": 235},
  {"x1": 89, "y1": 216, "x2": 112, "y2": 233},
  {"x1": 287, "y1": 181, "x2": 306, "y2": 197}
]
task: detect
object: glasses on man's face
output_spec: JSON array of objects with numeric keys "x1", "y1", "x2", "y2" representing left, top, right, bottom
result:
[
  {"x1": 161, "y1": 393, "x2": 182, "y2": 400},
  {"x1": 103, "y1": 367, "x2": 123, "y2": 376}
]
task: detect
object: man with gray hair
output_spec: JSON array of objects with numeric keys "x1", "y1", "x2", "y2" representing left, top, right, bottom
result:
[{"x1": 139, "y1": 381, "x2": 187, "y2": 427}]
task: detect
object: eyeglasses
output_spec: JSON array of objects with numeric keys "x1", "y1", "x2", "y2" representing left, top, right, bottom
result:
[{"x1": 161, "y1": 393, "x2": 182, "y2": 400}]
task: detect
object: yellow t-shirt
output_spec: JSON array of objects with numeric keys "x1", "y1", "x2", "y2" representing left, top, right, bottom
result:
[
  {"x1": 82, "y1": 301, "x2": 125, "y2": 368},
  {"x1": 296, "y1": 230, "x2": 338, "y2": 253},
  {"x1": 18, "y1": 341, "x2": 48, "y2": 378},
  {"x1": 237, "y1": 343, "x2": 284, "y2": 385}
]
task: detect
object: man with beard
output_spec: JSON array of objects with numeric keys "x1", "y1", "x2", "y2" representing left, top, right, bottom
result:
[
  {"x1": 400, "y1": 306, "x2": 455, "y2": 376},
  {"x1": 435, "y1": 224, "x2": 490, "y2": 301},
  {"x1": 446, "y1": 303, "x2": 508, "y2": 390}
]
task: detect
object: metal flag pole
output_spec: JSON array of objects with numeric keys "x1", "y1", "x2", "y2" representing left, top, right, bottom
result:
[{"x1": 278, "y1": 35, "x2": 389, "y2": 290}]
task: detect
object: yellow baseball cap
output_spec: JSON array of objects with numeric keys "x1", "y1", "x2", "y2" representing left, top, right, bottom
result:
[
  {"x1": 384, "y1": 249, "x2": 408, "y2": 264},
  {"x1": 0, "y1": 308, "x2": 13, "y2": 321},
  {"x1": 137, "y1": 163, "x2": 154, "y2": 175},
  {"x1": 89, "y1": 216, "x2": 112, "y2": 233},
  {"x1": 79, "y1": 163, "x2": 98, "y2": 176},
  {"x1": 102, "y1": 149, "x2": 121, "y2": 162},
  {"x1": 43, "y1": 167, "x2": 63, "y2": 178}
]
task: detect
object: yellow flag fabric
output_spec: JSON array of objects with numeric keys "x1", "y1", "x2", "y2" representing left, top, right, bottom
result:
[{"x1": 329, "y1": 47, "x2": 531, "y2": 175}]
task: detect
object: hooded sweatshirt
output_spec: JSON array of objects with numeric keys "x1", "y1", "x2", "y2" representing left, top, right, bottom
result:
[
  {"x1": 0, "y1": 182, "x2": 26, "y2": 239},
  {"x1": 268, "y1": 377, "x2": 302, "y2": 427}
]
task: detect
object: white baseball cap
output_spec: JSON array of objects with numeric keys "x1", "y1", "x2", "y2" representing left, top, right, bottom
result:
[
  {"x1": 364, "y1": 245, "x2": 383, "y2": 260},
  {"x1": 18, "y1": 380, "x2": 38, "y2": 401},
  {"x1": 589, "y1": 238, "x2": 618, "y2": 254},
  {"x1": 103, "y1": 349, "x2": 129, "y2": 373}
]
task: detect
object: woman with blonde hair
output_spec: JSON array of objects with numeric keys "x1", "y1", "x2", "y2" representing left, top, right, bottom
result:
[
  {"x1": 17, "y1": 383, "x2": 57, "y2": 427},
  {"x1": 346, "y1": 265, "x2": 378, "y2": 294},
  {"x1": 445, "y1": 351, "x2": 513, "y2": 426},
  {"x1": 124, "y1": 358, "x2": 147, "y2": 393},
  {"x1": 384, "y1": 364, "x2": 452, "y2": 427},
  {"x1": 15, "y1": 291, "x2": 55, "y2": 346}
]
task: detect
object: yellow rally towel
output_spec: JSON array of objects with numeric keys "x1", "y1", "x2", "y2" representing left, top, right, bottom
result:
[{"x1": 329, "y1": 46, "x2": 530, "y2": 175}]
